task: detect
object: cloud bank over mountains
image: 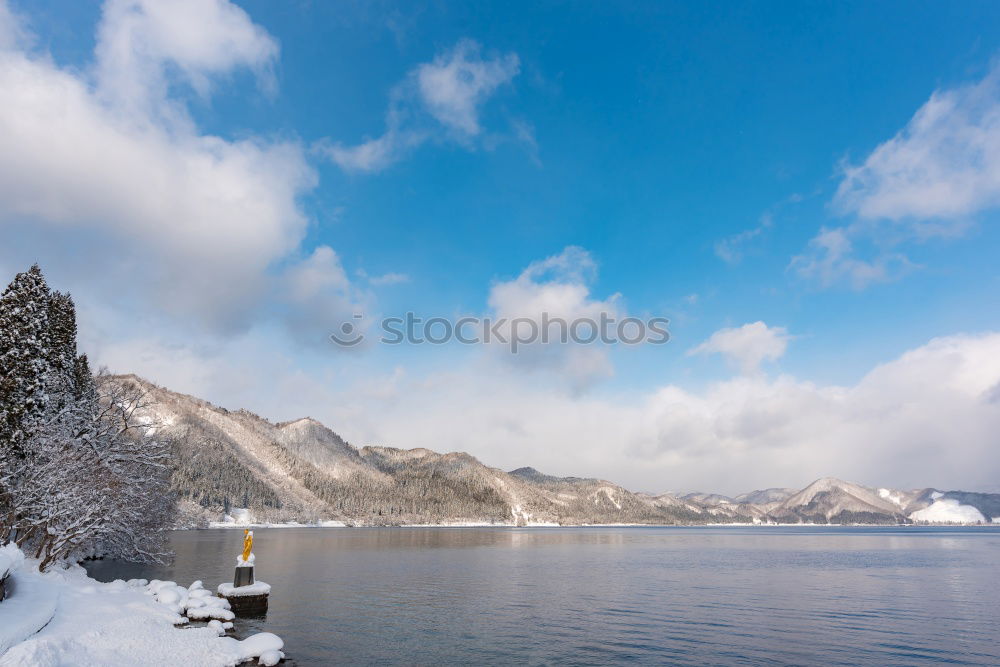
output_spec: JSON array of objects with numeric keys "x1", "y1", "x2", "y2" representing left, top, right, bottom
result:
[
  {"x1": 93, "y1": 310, "x2": 1000, "y2": 496},
  {"x1": 353, "y1": 331, "x2": 1000, "y2": 495}
]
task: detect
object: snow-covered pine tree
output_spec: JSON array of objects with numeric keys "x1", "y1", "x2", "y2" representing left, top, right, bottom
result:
[
  {"x1": 45, "y1": 292, "x2": 78, "y2": 413},
  {"x1": 1, "y1": 265, "x2": 175, "y2": 567},
  {"x1": 0, "y1": 265, "x2": 53, "y2": 460},
  {"x1": 72, "y1": 353, "x2": 100, "y2": 438}
]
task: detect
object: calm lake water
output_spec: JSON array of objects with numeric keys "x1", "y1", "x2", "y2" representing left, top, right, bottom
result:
[{"x1": 85, "y1": 526, "x2": 1000, "y2": 666}]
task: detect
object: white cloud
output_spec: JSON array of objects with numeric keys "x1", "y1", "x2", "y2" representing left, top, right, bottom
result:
[
  {"x1": 416, "y1": 39, "x2": 520, "y2": 137},
  {"x1": 322, "y1": 125, "x2": 423, "y2": 173},
  {"x1": 485, "y1": 246, "x2": 620, "y2": 389},
  {"x1": 0, "y1": 0, "x2": 325, "y2": 332},
  {"x1": 280, "y1": 245, "x2": 370, "y2": 348},
  {"x1": 836, "y1": 63, "x2": 1000, "y2": 222},
  {"x1": 0, "y1": 0, "x2": 28, "y2": 50},
  {"x1": 795, "y1": 64, "x2": 1000, "y2": 290},
  {"x1": 286, "y1": 246, "x2": 350, "y2": 301},
  {"x1": 95, "y1": 0, "x2": 279, "y2": 120},
  {"x1": 789, "y1": 227, "x2": 911, "y2": 289},
  {"x1": 321, "y1": 39, "x2": 520, "y2": 172},
  {"x1": 689, "y1": 321, "x2": 791, "y2": 374},
  {"x1": 715, "y1": 213, "x2": 773, "y2": 264}
]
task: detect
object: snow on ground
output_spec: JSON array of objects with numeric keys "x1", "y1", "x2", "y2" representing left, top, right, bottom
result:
[
  {"x1": 0, "y1": 559, "x2": 59, "y2": 656},
  {"x1": 598, "y1": 487, "x2": 623, "y2": 510},
  {"x1": 0, "y1": 544, "x2": 23, "y2": 579},
  {"x1": 0, "y1": 545, "x2": 284, "y2": 666},
  {"x1": 877, "y1": 488, "x2": 904, "y2": 507},
  {"x1": 209, "y1": 513, "x2": 347, "y2": 529},
  {"x1": 149, "y1": 579, "x2": 235, "y2": 622},
  {"x1": 910, "y1": 498, "x2": 987, "y2": 524},
  {"x1": 219, "y1": 508, "x2": 254, "y2": 526},
  {"x1": 403, "y1": 521, "x2": 510, "y2": 527}
]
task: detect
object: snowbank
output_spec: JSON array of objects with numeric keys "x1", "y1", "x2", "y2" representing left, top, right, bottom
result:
[
  {"x1": 0, "y1": 544, "x2": 284, "y2": 666},
  {"x1": 222, "y1": 508, "x2": 254, "y2": 526},
  {"x1": 0, "y1": 544, "x2": 23, "y2": 580},
  {"x1": 208, "y1": 519, "x2": 348, "y2": 529},
  {"x1": 0, "y1": 562, "x2": 59, "y2": 656},
  {"x1": 403, "y1": 521, "x2": 508, "y2": 528},
  {"x1": 910, "y1": 498, "x2": 987, "y2": 524}
]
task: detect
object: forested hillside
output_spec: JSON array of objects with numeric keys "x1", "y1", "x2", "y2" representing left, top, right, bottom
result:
[{"x1": 115, "y1": 375, "x2": 1000, "y2": 527}]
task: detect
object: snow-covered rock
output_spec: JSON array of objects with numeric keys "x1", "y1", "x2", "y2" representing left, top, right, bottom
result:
[
  {"x1": 234, "y1": 633, "x2": 283, "y2": 662},
  {"x1": 186, "y1": 604, "x2": 236, "y2": 622},
  {"x1": 258, "y1": 648, "x2": 285, "y2": 665}
]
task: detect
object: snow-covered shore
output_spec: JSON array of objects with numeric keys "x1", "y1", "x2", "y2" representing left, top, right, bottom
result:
[
  {"x1": 200, "y1": 520, "x2": 1000, "y2": 529},
  {"x1": 0, "y1": 545, "x2": 284, "y2": 666},
  {"x1": 208, "y1": 520, "x2": 348, "y2": 529}
]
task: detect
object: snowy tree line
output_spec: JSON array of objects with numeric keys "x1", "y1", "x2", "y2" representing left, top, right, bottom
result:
[
  {"x1": 0, "y1": 265, "x2": 175, "y2": 570},
  {"x1": 168, "y1": 418, "x2": 282, "y2": 513}
]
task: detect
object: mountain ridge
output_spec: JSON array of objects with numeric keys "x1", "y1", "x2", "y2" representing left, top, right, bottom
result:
[{"x1": 114, "y1": 375, "x2": 1000, "y2": 527}]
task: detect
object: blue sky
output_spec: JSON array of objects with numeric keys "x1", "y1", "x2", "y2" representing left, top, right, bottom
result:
[
  {"x1": 2, "y1": 0, "x2": 1000, "y2": 493},
  {"x1": 213, "y1": 0, "x2": 998, "y2": 382}
]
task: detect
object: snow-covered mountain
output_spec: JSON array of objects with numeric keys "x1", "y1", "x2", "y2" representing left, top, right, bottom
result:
[
  {"x1": 681, "y1": 492, "x2": 735, "y2": 505},
  {"x1": 733, "y1": 488, "x2": 797, "y2": 505},
  {"x1": 116, "y1": 375, "x2": 1000, "y2": 527}
]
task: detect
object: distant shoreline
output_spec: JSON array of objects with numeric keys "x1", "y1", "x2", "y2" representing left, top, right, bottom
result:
[{"x1": 198, "y1": 521, "x2": 1000, "y2": 530}]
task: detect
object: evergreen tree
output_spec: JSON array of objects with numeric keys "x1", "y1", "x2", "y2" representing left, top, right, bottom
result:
[
  {"x1": 73, "y1": 354, "x2": 98, "y2": 415},
  {"x1": 45, "y1": 291, "x2": 78, "y2": 414},
  {"x1": 0, "y1": 265, "x2": 53, "y2": 460},
  {"x1": 1, "y1": 265, "x2": 175, "y2": 568}
]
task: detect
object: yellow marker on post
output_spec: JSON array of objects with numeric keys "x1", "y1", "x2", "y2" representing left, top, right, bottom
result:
[
  {"x1": 233, "y1": 529, "x2": 255, "y2": 587},
  {"x1": 242, "y1": 528, "x2": 253, "y2": 562}
]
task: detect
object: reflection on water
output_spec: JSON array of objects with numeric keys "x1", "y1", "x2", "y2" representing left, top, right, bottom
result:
[{"x1": 85, "y1": 526, "x2": 1000, "y2": 666}]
